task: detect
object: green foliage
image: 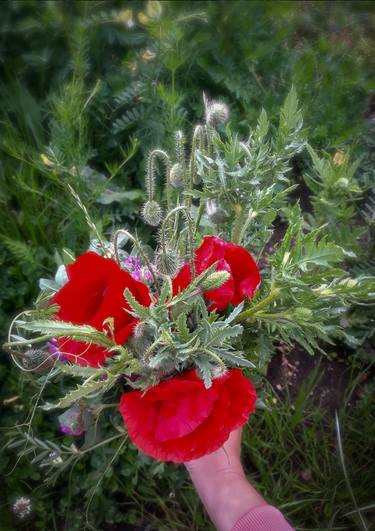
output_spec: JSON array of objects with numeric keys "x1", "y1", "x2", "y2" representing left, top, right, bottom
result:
[{"x1": 1, "y1": 1, "x2": 375, "y2": 529}]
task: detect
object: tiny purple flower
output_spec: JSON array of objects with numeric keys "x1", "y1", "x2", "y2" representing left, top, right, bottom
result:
[
  {"x1": 123, "y1": 256, "x2": 154, "y2": 284},
  {"x1": 123, "y1": 255, "x2": 141, "y2": 273}
]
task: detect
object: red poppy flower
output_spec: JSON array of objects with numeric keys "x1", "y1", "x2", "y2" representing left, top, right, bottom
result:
[
  {"x1": 173, "y1": 236, "x2": 260, "y2": 311},
  {"x1": 119, "y1": 369, "x2": 256, "y2": 462},
  {"x1": 52, "y1": 252, "x2": 151, "y2": 367}
]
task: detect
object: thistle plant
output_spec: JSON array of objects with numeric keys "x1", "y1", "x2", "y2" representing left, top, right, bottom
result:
[{"x1": 3, "y1": 89, "x2": 375, "y2": 484}]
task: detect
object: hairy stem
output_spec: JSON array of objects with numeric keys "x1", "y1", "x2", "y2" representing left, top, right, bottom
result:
[
  {"x1": 112, "y1": 229, "x2": 159, "y2": 288},
  {"x1": 231, "y1": 203, "x2": 244, "y2": 244},
  {"x1": 233, "y1": 287, "x2": 281, "y2": 323}
]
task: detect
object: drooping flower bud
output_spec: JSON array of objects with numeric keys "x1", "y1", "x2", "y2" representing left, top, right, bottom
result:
[
  {"x1": 142, "y1": 200, "x2": 162, "y2": 227},
  {"x1": 154, "y1": 249, "x2": 181, "y2": 278},
  {"x1": 206, "y1": 200, "x2": 228, "y2": 224},
  {"x1": 142, "y1": 200, "x2": 162, "y2": 226},
  {"x1": 170, "y1": 162, "x2": 184, "y2": 188},
  {"x1": 21, "y1": 349, "x2": 54, "y2": 372},
  {"x1": 133, "y1": 320, "x2": 155, "y2": 339}
]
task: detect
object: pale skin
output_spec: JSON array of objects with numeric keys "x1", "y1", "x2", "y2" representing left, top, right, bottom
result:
[{"x1": 185, "y1": 428, "x2": 267, "y2": 531}]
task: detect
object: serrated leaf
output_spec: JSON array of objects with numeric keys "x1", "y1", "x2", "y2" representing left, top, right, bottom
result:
[
  {"x1": 195, "y1": 358, "x2": 213, "y2": 389},
  {"x1": 224, "y1": 302, "x2": 244, "y2": 324},
  {"x1": 58, "y1": 363, "x2": 104, "y2": 378},
  {"x1": 159, "y1": 277, "x2": 173, "y2": 303},
  {"x1": 124, "y1": 288, "x2": 151, "y2": 320},
  {"x1": 19, "y1": 320, "x2": 113, "y2": 347},
  {"x1": 219, "y1": 350, "x2": 255, "y2": 368},
  {"x1": 176, "y1": 313, "x2": 190, "y2": 340},
  {"x1": 42, "y1": 379, "x2": 107, "y2": 410}
]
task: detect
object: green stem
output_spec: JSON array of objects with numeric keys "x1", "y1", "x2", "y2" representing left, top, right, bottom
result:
[
  {"x1": 160, "y1": 206, "x2": 189, "y2": 253},
  {"x1": 79, "y1": 432, "x2": 125, "y2": 454},
  {"x1": 4, "y1": 332, "x2": 112, "y2": 350},
  {"x1": 189, "y1": 124, "x2": 205, "y2": 201},
  {"x1": 232, "y1": 204, "x2": 244, "y2": 244},
  {"x1": 202, "y1": 348, "x2": 225, "y2": 369},
  {"x1": 160, "y1": 206, "x2": 195, "y2": 278},
  {"x1": 194, "y1": 202, "x2": 205, "y2": 236},
  {"x1": 251, "y1": 312, "x2": 290, "y2": 321},
  {"x1": 233, "y1": 287, "x2": 281, "y2": 323},
  {"x1": 112, "y1": 229, "x2": 159, "y2": 289}
]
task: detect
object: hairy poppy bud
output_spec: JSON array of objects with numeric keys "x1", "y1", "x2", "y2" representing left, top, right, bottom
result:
[
  {"x1": 142, "y1": 200, "x2": 162, "y2": 226},
  {"x1": 134, "y1": 320, "x2": 155, "y2": 339},
  {"x1": 21, "y1": 349, "x2": 54, "y2": 372},
  {"x1": 200, "y1": 270, "x2": 230, "y2": 291},
  {"x1": 206, "y1": 200, "x2": 228, "y2": 224},
  {"x1": 155, "y1": 249, "x2": 180, "y2": 278},
  {"x1": 170, "y1": 162, "x2": 184, "y2": 188},
  {"x1": 58, "y1": 404, "x2": 91, "y2": 437},
  {"x1": 206, "y1": 101, "x2": 229, "y2": 127}
]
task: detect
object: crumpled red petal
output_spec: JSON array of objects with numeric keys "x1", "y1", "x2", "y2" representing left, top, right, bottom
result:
[
  {"x1": 172, "y1": 236, "x2": 260, "y2": 311},
  {"x1": 52, "y1": 252, "x2": 151, "y2": 367},
  {"x1": 119, "y1": 369, "x2": 256, "y2": 462}
]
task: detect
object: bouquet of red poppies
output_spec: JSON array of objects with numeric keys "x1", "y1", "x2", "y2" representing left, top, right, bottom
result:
[
  {"x1": 6, "y1": 90, "x2": 372, "y2": 469},
  {"x1": 5, "y1": 96, "x2": 265, "y2": 464}
]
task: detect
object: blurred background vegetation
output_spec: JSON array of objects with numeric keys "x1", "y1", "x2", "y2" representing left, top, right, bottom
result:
[{"x1": 0, "y1": 1, "x2": 374, "y2": 529}]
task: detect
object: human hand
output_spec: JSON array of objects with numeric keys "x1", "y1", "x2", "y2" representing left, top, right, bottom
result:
[{"x1": 185, "y1": 428, "x2": 266, "y2": 531}]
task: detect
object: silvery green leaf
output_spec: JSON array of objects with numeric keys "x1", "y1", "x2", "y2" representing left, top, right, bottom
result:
[
  {"x1": 39, "y1": 278, "x2": 59, "y2": 292},
  {"x1": 219, "y1": 351, "x2": 255, "y2": 368},
  {"x1": 97, "y1": 189, "x2": 143, "y2": 205},
  {"x1": 195, "y1": 358, "x2": 213, "y2": 388},
  {"x1": 224, "y1": 302, "x2": 244, "y2": 324},
  {"x1": 54, "y1": 264, "x2": 68, "y2": 287}
]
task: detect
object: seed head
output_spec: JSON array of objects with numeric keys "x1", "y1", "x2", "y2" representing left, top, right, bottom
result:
[{"x1": 142, "y1": 200, "x2": 162, "y2": 226}]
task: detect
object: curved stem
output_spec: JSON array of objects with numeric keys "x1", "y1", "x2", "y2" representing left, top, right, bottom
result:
[
  {"x1": 112, "y1": 229, "x2": 159, "y2": 288},
  {"x1": 189, "y1": 124, "x2": 205, "y2": 203},
  {"x1": 159, "y1": 206, "x2": 195, "y2": 277},
  {"x1": 146, "y1": 149, "x2": 171, "y2": 205}
]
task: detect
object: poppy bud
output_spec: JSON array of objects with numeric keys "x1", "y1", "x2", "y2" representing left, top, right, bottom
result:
[
  {"x1": 142, "y1": 200, "x2": 162, "y2": 226},
  {"x1": 206, "y1": 200, "x2": 228, "y2": 224},
  {"x1": 134, "y1": 320, "x2": 155, "y2": 339},
  {"x1": 200, "y1": 270, "x2": 230, "y2": 291},
  {"x1": 155, "y1": 249, "x2": 180, "y2": 278},
  {"x1": 21, "y1": 349, "x2": 54, "y2": 372},
  {"x1": 170, "y1": 162, "x2": 184, "y2": 188},
  {"x1": 206, "y1": 101, "x2": 229, "y2": 126}
]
